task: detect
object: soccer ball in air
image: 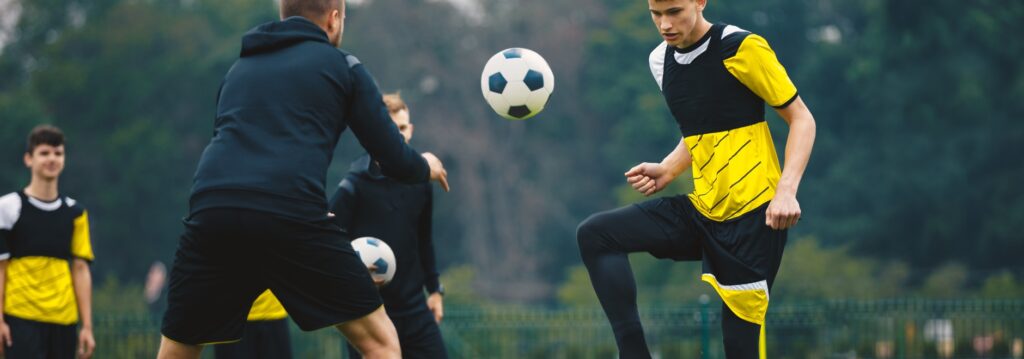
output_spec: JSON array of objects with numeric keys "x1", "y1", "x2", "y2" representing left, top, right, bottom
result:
[
  {"x1": 480, "y1": 48, "x2": 555, "y2": 120},
  {"x1": 351, "y1": 237, "x2": 396, "y2": 285}
]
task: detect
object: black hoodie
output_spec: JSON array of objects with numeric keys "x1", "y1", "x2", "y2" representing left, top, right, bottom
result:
[
  {"x1": 329, "y1": 154, "x2": 440, "y2": 317},
  {"x1": 189, "y1": 17, "x2": 428, "y2": 221}
]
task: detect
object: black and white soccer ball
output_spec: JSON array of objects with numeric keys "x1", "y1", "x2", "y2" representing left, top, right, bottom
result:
[
  {"x1": 351, "y1": 237, "x2": 396, "y2": 285},
  {"x1": 480, "y1": 48, "x2": 555, "y2": 120}
]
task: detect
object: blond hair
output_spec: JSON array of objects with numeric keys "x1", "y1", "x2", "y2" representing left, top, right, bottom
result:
[{"x1": 382, "y1": 92, "x2": 408, "y2": 115}]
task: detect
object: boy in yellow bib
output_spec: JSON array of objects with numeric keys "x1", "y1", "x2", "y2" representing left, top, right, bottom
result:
[{"x1": 0, "y1": 125, "x2": 96, "y2": 359}]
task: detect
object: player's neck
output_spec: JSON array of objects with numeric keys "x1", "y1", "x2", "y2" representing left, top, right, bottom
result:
[
  {"x1": 681, "y1": 19, "x2": 713, "y2": 48},
  {"x1": 25, "y1": 176, "x2": 59, "y2": 202}
]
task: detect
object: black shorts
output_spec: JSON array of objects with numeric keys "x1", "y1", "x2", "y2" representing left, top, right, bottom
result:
[
  {"x1": 633, "y1": 196, "x2": 787, "y2": 289},
  {"x1": 586, "y1": 195, "x2": 786, "y2": 324},
  {"x1": 346, "y1": 309, "x2": 447, "y2": 359},
  {"x1": 4, "y1": 315, "x2": 77, "y2": 359},
  {"x1": 213, "y1": 319, "x2": 292, "y2": 359},
  {"x1": 161, "y1": 208, "x2": 382, "y2": 345}
]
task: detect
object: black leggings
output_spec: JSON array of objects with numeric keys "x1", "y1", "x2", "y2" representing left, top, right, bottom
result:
[{"x1": 577, "y1": 201, "x2": 777, "y2": 359}]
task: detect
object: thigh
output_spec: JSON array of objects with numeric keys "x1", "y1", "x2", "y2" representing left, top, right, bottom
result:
[
  {"x1": 161, "y1": 210, "x2": 265, "y2": 345},
  {"x1": 580, "y1": 196, "x2": 701, "y2": 260},
  {"x1": 265, "y1": 221, "x2": 382, "y2": 331},
  {"x1": 5, "y1": 316, "x2": 45, "y2": 359},
  {"x1": 396, "y1": 311, "x2": 448, "y2": 359},
  {"x1": 336, "y1": 306, "x2": 398, "y2": 356}
]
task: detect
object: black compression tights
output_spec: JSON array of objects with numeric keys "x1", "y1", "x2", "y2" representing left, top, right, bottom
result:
[{"x1": 577, "y1": 205, "x2": 762, "y2": 359}]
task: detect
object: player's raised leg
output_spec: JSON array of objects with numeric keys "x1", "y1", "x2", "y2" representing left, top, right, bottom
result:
[
  {"x1": 337, "y1": 306, "x2": 401, "y2": 359},
  {"x1": 577, "y1": 198, "x2": 701, "y2": 358}
]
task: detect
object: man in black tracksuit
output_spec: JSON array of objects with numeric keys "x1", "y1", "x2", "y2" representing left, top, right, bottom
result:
[
  {"x1": 330, "y1": 93, "x2": 448, "y2": 359},
  {"x1": 157, "y1": 1, "x2": 449, "y2": 358}
]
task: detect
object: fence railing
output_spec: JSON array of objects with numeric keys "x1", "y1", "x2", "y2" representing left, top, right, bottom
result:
[{"x1": 94, "y1": 299, "x2": 1024, "y2": 358}]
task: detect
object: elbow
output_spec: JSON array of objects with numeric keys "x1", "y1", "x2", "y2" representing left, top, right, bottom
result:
[{"x1": 798, "y1": 113, "x2": 816, "y2": 135}]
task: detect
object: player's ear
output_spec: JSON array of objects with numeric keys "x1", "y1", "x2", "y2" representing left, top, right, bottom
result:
[
  {"x1": 327, "y1": 9, "x2": 340, "y2": 31},
  {"x1": 408, "y1": 123, "x2": 414, "y2": 137},
  {"x1": 23, "y1": 151, "x2": 32, "y2": 168}
]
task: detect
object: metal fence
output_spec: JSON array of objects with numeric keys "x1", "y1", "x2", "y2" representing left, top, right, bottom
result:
[{"x1": 94, "y1": 300, "x2": 1024, "y2": 358}]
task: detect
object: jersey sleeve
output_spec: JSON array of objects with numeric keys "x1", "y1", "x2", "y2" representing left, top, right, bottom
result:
[
  {"x1": 723, "y1": 34, "x2": 798, "y2": 108},
  {"x1": 71, "y1": 210, "x2": 95, "y2": 262},
  {"x1": 0, "y1": 192, "x2": 20, "y2": 260}
]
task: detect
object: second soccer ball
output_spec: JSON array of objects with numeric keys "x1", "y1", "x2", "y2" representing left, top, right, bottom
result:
[{"x1": 351, "y1": 236, "x2": 397, "y2": 285}]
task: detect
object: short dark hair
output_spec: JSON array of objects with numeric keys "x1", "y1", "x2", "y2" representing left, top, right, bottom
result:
[
  {"x1": 26, "y1": 125, "x2": 65, "y2": 154},
  {"x1": 280, "y1": 0, "x2": 343, "y2": 21}
]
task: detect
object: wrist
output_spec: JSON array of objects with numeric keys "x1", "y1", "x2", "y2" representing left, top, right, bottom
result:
[
  {"x1": 776, "y1": 182, "x2": 799, "y2": 196},
  {"x1": 430, "y1": 283, "x2": 445, "y2": 297}
]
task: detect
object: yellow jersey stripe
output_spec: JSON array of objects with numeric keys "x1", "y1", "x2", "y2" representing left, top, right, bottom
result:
[{"x1": 71, "y1": 211, "x2": 94, "y2": 261}]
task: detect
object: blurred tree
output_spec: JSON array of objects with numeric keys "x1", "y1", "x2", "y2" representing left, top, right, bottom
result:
[
  {"x1": 977, "y1": 271, "x2": 1024, "y2": 299},
  {"x1": 919, "y1": 262, "x2": 969, "y2": 298}
]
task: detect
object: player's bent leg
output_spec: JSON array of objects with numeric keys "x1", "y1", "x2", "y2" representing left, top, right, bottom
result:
[
  {"x1": 337, "y1": 305, "x2": 401, "y2": 359},
  {"x1": 721, "y1": 304, "x2": 764, "y2": 359},
  {"x1": 577, "y1": 200, "x2": 699, "y2": 359},
  {"x1": 577, "y1": 209, "x2": 650, "y2": 358},
  {"x1": 157, "y1": 336, "x2": 204, "y2": 359}
]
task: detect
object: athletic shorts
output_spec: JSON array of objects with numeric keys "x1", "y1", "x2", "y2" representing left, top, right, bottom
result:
[
  {"x1": 4, "y1": 315, "x2": 77, "y2": 359},
  {"x1": 161, "y1": 208, "x2": 382, "y2": 345},
  {"x1": 636, "y1": 196, "x2": 786, "y2": 325}
]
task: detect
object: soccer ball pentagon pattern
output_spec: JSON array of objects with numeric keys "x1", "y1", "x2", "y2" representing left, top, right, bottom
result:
[
  {"x1": 351, "y1": 236, "x2": 397, "y2": 285},
  {"x1": 480, "y1": 48, "x2": 555, "y2": 120}
]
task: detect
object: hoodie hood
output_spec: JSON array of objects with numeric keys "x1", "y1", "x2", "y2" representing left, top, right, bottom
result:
[{"x1": 240, "y1": 16, "x2": 330, "y2": 57}]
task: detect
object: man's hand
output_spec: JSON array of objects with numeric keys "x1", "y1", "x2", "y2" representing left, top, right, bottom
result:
[
  {"x1": 0, "y1": 320, "x2": 12, "y2": 353},
  {"x1": 422, "y1": 152, "x2": 449, "y2": 192},
  {"x1": 625, "y1": 163, "x2": 675, "y2": 196},
  {"x1": 78, "y1": 327, "x2": 95, "y2": 358},
  {"x1": 367, "y1": 264, "x2": 385, "y2": 288},
  {"x1": 426, "y1": 292, "x2": 444, "y2": 324},
  {"x1": 765, "y1": 189, "x2": 801, "y2": 230}
]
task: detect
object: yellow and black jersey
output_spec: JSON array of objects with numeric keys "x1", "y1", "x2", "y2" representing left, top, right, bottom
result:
[
  {"x1": 0, "y1": 191, "x2": 94, "y2": 325},
  {"x1": 247, "y1": 289, "x2": 287, "y2": 321},
  {"x1": 650, "y1": 23, "x2": 797, "y2": 222}
]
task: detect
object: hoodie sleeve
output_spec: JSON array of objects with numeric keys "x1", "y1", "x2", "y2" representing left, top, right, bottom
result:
[{"x1": 344, "y1": 57, "x2": 430, "y2": 184}]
